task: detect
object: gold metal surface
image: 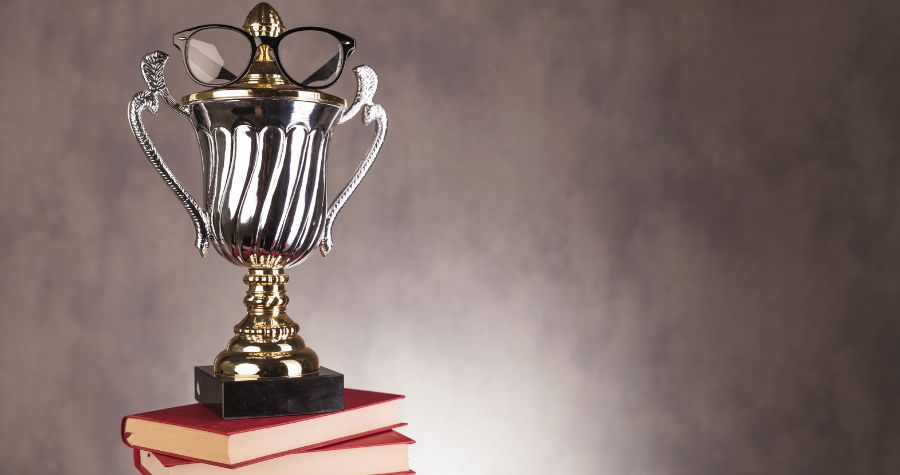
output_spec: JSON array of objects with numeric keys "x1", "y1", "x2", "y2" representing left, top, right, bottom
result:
[
  {"x1": 235, "y1": 2, "x2": 288, "y2": 88},
  {"x1": 182, "y1": 88, "x2": 347, "y2": 108},
  {"x1": 213, "y1": 262, "x2": 320, "y2": 379},
  {"x1": 243, "y1": 2, "x2": 284, "y2": 37}
]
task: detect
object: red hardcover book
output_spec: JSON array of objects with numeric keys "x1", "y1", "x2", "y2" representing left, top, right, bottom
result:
[
  {"x1": 122, "y1": 389, "x2": 404, "y2": 467},
  {"x1": 133, "y1": 430, "x2": 415, "y2": 475}
]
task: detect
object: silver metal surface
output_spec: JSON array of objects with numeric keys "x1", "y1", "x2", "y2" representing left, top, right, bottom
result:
[
  {"x1": 320, "y1": 65, "x2": 388, "y2": 256},
  {"x1": 190, "y1": 97, "x2": 342, "y2": 267},
  {"x1": 127, "y1": 52, "x2": 387, "y2": 268},
  {"x1": 127, "y1": 51, "x2": 211, "y2": 256}
]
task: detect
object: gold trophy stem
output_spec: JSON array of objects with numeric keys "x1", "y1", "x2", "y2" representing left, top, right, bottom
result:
[{"x1": 214, "y1": 267, "x2": 320, "y2": 379}]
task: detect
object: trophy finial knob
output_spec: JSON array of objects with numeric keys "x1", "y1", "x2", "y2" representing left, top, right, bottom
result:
[
  {"x1": 243, "y1": 2, "x2": 285, "y2": 37},
  {"x1": 236, "y1": 3, "x2": 289, "y2": 87}
]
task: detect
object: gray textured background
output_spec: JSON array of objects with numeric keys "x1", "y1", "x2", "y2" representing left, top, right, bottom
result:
[{"x1": 1, "y1": 0, "x2": 899, "y2": 473}]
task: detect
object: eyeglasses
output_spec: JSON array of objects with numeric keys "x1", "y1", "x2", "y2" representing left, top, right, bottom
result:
[{"x1": 173, "y1": 24, "x2": 356, "y2": 89}]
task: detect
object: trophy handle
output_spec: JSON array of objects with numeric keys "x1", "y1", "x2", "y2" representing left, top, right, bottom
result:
[
  {"x1": 127, "y1": 51, "x2": 211, "y2": 257},
  {"x1": 319, "y1": 65, "x2": 388, "y2": 257}
]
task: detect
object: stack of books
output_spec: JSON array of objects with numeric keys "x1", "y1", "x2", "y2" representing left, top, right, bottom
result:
[{"x1": 122, "y1": 389, "x2": 413, "y2": 474}]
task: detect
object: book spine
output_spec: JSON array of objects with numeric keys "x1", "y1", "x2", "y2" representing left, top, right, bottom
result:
[{"x1": 121, "y1": 416, "x2": 134, "y2": 448}]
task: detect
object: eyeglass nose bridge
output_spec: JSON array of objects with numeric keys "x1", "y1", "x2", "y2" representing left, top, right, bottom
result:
[{"x1": 238, "y1": 37, "x2": 291, "y2": 87}]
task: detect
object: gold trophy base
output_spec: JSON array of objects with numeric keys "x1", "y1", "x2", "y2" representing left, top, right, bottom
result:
[{"x1": 213, "y1": 267, "x2": 320, "y2": 380}]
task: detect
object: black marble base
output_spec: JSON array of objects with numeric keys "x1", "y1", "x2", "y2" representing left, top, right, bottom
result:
[{"x1": 194, "y1": 366, "x2": 344, "y2": 419}]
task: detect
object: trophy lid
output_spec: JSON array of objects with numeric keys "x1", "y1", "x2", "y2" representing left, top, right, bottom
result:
[{"x1": 183, "y1": 2, "x2": 346, "y2": 108}]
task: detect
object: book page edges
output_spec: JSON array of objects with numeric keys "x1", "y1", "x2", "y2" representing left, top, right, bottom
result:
[
  {"x1": 229, "y1": 400, "x2": 402, "y2": 465},
  {"x1": 125, "y1": 418, "x2": 230, "y2": 465}
]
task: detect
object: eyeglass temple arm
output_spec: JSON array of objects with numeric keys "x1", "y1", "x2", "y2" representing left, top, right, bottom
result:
[{"x1": 301, "y1": 53, "x2": 341, "y2": 85}]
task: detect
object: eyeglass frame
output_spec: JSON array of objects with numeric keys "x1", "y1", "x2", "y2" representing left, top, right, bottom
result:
[{"x1": 172, "y1": 24, "x2": 357, "y2": 90}]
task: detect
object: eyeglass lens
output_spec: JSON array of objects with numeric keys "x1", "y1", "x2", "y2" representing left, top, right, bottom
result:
[
  {"x1": 276, "y1": 30, "x2": 344, "y2": 87},
  {"x1": 186, "y1": 28, "x2": 253, "y2": 86}
]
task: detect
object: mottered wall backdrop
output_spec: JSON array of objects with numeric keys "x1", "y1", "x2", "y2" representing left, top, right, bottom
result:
[{"x1": 2, "y1": 0, "x2": 900, "y2": 473}]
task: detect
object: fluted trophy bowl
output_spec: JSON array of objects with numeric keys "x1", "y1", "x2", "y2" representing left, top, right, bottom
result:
[
  {"x1": 128, "y1": 51, "x2": 386, "y2": 380},
  {"x1": 191, "y1": 96, "x2": 343, "y2": 267}
]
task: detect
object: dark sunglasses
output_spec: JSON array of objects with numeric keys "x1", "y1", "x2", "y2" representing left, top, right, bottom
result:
[{"x1": 173, "y1": 24, "x2": 356, "y2": 89}]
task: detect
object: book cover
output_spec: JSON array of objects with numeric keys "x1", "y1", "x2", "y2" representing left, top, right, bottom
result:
[{"x1": 122, "y1": 389, "x2": 404, "y2": 466}]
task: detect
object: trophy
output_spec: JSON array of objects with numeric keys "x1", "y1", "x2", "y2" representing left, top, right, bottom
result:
[{"x1": 127, "y1": 3, "x2": 386, "y2": 418}]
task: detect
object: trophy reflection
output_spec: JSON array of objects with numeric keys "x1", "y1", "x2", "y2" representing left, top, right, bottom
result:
[{"x1": 127, "y1": 3, "x2": 386, "y2": 387}]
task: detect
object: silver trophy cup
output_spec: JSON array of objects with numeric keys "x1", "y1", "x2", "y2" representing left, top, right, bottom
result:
[{"x1": 127, "y1": 49, "x2": 386, "y2": 379}]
